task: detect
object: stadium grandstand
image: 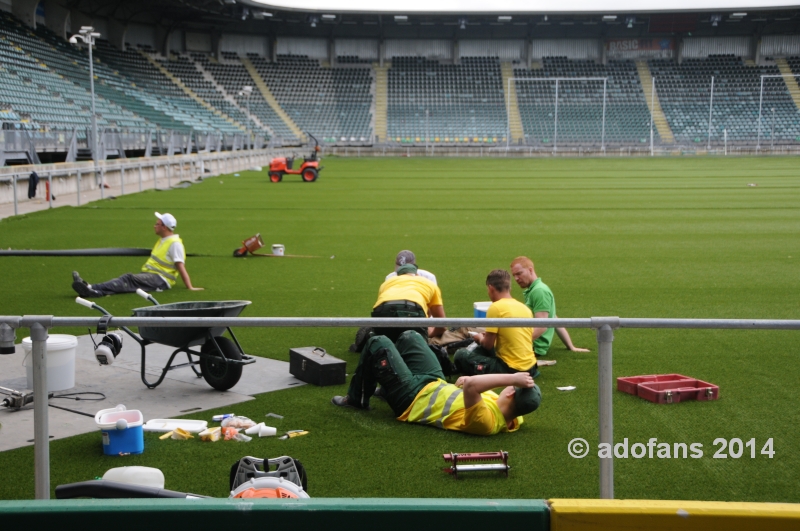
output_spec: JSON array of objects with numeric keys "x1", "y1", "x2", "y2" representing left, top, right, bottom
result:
[{"x1": 1, "y1": 0, "x2": 800, "y2": 164}]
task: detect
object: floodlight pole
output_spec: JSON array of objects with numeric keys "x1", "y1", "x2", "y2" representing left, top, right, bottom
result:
[
  {"x1": 70, "y1": 27, "x2": 102, "y2": 198},
  {"x1": 601, "y1": 78, "x2": 607, "y2": 153},
  {"x1": 553, "y1": 79, "x2": 559, "y2": 155},
  {"x1": 707, "y1": 76, "x2": 714, "y2": 151},
  {"x1": 757, "y1": 75, "x2": 765, "y2": 150}
]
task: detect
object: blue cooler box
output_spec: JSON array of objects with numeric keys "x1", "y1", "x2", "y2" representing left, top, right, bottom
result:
[
  {"x1": 473, "y1": 302, "x2": 491, "y2": 318},
  {"x1": 95, "y1": 405, "x2": 144, "y2": 455}
]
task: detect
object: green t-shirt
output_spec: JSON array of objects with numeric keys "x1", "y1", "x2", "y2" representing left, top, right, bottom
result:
[{"x1": 522, "y1": 278, "x2": 556, "y2": 357}]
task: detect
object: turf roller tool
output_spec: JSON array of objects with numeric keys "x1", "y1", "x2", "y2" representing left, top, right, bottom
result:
[{"x1": 442, "y1": 451, "x2": 510, "y2": 478}]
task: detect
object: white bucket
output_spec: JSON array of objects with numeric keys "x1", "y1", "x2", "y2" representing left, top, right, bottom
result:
[
  {"x1": 272, "y1": 244, "x2": 285, "y2": 256},
  {"x1": 22, "y1": 334, "x2": 78, "y2": 391}
]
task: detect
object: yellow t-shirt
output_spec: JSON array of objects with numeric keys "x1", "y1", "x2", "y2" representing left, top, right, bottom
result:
[
  {"x1": 374, "y1": 274, "x2": 443, "y2": 315},
  {"x1": 397, "y1": 380, "x2": 522, "y2": 436},
  {"x1": 485, "y1": 297, "x2": 536, "y2": 371}
]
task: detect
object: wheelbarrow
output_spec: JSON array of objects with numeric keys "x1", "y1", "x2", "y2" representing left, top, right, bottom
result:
[{"x1": 75, "y1": 289, "x2": 255, "y2": 391}]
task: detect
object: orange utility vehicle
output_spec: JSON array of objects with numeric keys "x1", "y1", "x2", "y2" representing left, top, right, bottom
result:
[{"x1": 268, "y1": 133, "x2": 322, "y2": 182}]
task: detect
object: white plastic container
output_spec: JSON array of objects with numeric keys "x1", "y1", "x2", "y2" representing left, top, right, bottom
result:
[
  {"x1": 103, "y1": 466, "x2": 164, "y2": 489},
  {"x1": 22, "y1": 334, "x2": 78, "y2": 391},
  {"x1": 473, "y1": 302, "x2": 491, "y2": 318},
  {"x1": 272, "y1": 244, "x2": 285, "y2": 256}
]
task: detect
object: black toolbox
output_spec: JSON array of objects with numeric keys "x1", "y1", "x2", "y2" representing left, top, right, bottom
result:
[{"x1": 289, "y1": 347, "x2": 346, "y2": 386}]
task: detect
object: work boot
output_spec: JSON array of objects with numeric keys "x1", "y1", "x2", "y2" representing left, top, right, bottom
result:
[
  {"x1": 331, "y1": 395, "x2": 369, "y2": 410},
  {"x1": 331, "y1": 395, "x2": 354, "y2": 408},
  {"x1": 72, "y1": 271, "x2": 88, "y2": 287},
  {"x1": 72, "y1": 272, "x2": 101, "y2": 298},
  {"x1": 349, "y1": 327, "x2": 374, "y2": 353}
]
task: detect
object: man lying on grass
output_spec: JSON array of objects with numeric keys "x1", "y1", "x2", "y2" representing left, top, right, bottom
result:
[{"x1": 332, "y1": 330, "x2": 541, "y2": 435}]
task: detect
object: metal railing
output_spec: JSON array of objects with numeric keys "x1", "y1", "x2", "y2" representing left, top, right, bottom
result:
[
  {"x1": 0, "y1": 149, "x2": 281, "y2": 214},
  {"x1": 2, "y1": 314, "x2": 798, "y2": 500}
]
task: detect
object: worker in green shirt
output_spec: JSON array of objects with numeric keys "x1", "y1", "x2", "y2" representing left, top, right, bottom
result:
[{"x1": 510, "y1": 256, "x2": 589, "y2": 358}]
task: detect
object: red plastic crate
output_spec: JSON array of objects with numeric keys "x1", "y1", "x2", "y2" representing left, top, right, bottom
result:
[
  {"x1": 617, "y1": 374, "x2": 691, "y2": 396},
  {"x1": 617, "y1": 374, "x2": 719, "y2": 404}
]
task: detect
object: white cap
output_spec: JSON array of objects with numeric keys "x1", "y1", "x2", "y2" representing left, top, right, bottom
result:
[{"x1": 155, "y1": 212, "x2": 177, "y2": 230}]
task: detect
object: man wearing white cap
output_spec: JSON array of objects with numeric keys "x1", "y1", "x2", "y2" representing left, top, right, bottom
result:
[{"x1": 71, "y1": 212, "x2": 203, "y2": 297}]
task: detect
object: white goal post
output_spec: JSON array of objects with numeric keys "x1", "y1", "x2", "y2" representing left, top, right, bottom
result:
[{"x1": 507, "y1": 76, "x2": 609, "y2": 151}]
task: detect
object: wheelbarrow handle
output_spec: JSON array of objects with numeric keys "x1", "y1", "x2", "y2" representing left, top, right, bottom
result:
[
  {"x1": 75, "y1": 296, "x2": 97, "y2": 309},
  {"x1": 136, "y1": 288, "x2": 160, "y2": 306}
]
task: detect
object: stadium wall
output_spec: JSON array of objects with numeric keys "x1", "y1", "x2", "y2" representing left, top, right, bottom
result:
[
  {"x1": 275, "y1": 36, "x2": 327, "y2": 59},
  {"x1": 224, "y1": 33, "x2": 270, "y2": 56},
  {"x1": 335, "y1": 38, "x2": 379, "y2": 60},
  {"x1": 531, "y1": 39, "x2": 601, "y2": 60},
  {"x1": 385, "y1": 39, "x2": 453, "y2": 60},
  {"x1": 460, "y1": 39, "x2": 525, "y2": 61},
  {"x1": 761, "y1": 34, "x2": 800, "y2": 56},
  {"x1": 682, "y1": 36, "x2": 754, "y2": 58}
]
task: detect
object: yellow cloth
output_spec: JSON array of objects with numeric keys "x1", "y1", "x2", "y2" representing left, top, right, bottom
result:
[
  {"x1": 397, "y1": 379, "x2": 522, "y2": 436},
  {"x1": 374, "y1": 274, "x2": 443, "y2": 315},
  {"x1": 142, "y1": 235, "x2": 182, "y2": 287},
  {"x1": 485, "y1": 297, "x2": 536, "y2": 371}
]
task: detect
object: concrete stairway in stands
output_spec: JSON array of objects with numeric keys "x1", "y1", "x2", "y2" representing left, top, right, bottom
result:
[
  {"x1": 240, "y1": 56, "x2": 305, "y2": 142},
  {"x1": 500, "y1": 62, "x2": 524, "y2": 144},
  {"x1": 775, "y1": 58, "x2": 800, "y2": 111},
  {"x1": 636, "y1": 60, "x2": 674, "y2": 143}
]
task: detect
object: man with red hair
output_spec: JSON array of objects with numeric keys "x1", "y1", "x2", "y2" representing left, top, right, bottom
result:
[{"x1": 510, "y1": 256, "x2": 588, "y2": 358}]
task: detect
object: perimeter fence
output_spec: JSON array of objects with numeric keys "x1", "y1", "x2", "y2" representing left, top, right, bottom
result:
[{"x1": 2, "y1": 314, "x2": 797, "y2": 500}]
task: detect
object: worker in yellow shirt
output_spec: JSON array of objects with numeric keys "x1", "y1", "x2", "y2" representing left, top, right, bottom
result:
[
  {"x1": 332, "y1": 330, "x2": 541, "y2": 436},
  {"x1": 370, "y1": 258, "x2": 446, "y2": 343},
  {"x1": 454, "y1": 269, "x2": 539, "y2": 378}
]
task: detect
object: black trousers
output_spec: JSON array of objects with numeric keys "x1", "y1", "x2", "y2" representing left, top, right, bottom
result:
[
  {"x1": 370, "y1": 300, "x2": 427, "y2": 343},
  {"x1": 92, "y1": 272, "x2": 168, "y2": 296}
]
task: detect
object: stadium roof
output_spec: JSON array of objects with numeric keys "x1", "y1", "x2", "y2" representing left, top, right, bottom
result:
[{"x1": 245, "y1": 0, "x2": 800, "y2": 14}]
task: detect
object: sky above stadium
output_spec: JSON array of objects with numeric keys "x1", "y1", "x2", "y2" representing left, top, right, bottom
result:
[{"x1": 247, "y1": 0, "x2": 800, "y2": 13}]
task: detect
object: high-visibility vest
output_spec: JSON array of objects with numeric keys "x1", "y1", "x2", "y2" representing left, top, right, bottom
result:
[
  {"x1": 142, "y1": 235, "x2": 183, "y2": 287},
  {"x1": 405, "y1": 380, "x2": 465, "y2": 429}
]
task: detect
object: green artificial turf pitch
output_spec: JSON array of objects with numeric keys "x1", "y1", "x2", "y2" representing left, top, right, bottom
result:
[{"x1": 0, "y1": 156, "x2": 797, "y2": 502}]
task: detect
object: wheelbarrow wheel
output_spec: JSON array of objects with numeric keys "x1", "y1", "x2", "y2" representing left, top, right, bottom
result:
[{"x1": 200, "y1": 337, "x2": 243, "y2": 391}]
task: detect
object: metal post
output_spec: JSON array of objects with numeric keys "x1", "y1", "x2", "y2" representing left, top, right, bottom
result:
[
  {"x1": 76, "y1": 170, "x2": 81, "y2": 206},
  {"x1": 771, "y1": 108, "x2": 776, "y2": 151},
  {"x1": 594, "y1": 318, "x2": 617, "y2": 500},
  {"x1": 601, "y1": 79, "x2": 607, "y2": 152},
  {"x1": 29, "y1": 320, "x2": 50, "y2": 499},
  {"x1": 100, "y1": 166, "x2": 105, "y2": 199},
  {"x1": 47, "y1": 173, "x2": 52, "y2": 209},
  {"x1": 12, "y1": 174, "x2": 18, "y2": 216},
  {"x1": 707, "y1": 76, "x2": 714, "y2": 151},
  {"x1": 506, "y1": 77, "x2": 511, "y2": 150},
  {"x1": 88, "y1": 36, "x2": 100, "y2": 195},
  {"x1": 138, "y1": 164, "x2": 143, "y2": 192},
  {"x1": 120, "y1": 165, "x2": 125, "y2": 196},
  {"x1": 650, "y1": 77, "x2": 655, "y2": 157},
  {"x1": 757, "y1": 76, "x2": 765, "y2": 150},
  {"x1": 553, "y1": 79, "x2": 559, "y2": 155}
]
